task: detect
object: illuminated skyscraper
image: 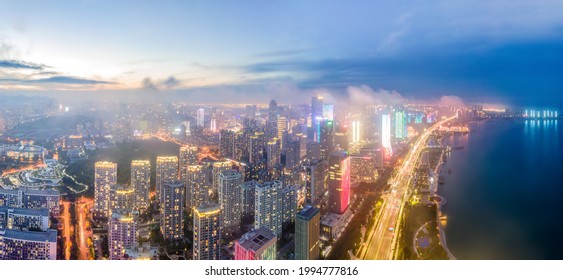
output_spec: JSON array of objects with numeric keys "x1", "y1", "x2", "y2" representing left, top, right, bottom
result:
[
  {"x1": 323, "y1": 103, "x2": 334, "y2": 121},
  {"x1": 94, "y1": 161, "x2": 117, "y2": 218},
  {"x1": 160, "y1": 180, "x2": 185, "y2": 240},
  {"x1": 109, "y1": 184, "x2": 135, "y2": 214},
  {"x1": 255, "y1": 180, "x2": 283, "y2": 237},
  {"x1": 193, "y1": 204, "x2": 221, "y2": 260},
  {"x1": 395, "y1": 110, "x2": 407, "y2": 140},
  {"x1": 281, "y1": 185, "x2": 298, "y2": 224},
  {"x1": 327, "y1": 151, "x2": 351, "y2": 214},
  {"x1": 311, "y1": 96, "x2": 324, "y2": 142},
  {"x1": 220, "y1": 129, "x2": 236, "y2": 159},
  {"x1": 186, "y1": 165, "x2": 209, "y2": 211},
  {"x1": 381, "y1": 114, "x2": 393, "y2": 160},
  {"x1": 179, "y1": 146, "x2": 198, "y2": 188},
  {"x1": 197, "y1": 108, "x2": 205, "y2": 127},
  {"x1": 218, "y1": 170, "x2": 243, "y2": 235},
  {"x1": 266, "y1": 138, "x2": 281, "y2": 169},
  {"x1": 320, "y1": 120, "x2": 335, "y2": 160},
  {"x1": 277, "y1": 116, "x2": 287, "y2": 142},
  {"x1": 241, "y1": 180, "x2": 258, "y2": 221},
  {"x1": 234, "y1": 227, "x2": 277, "y2": 260},
  {"x1": 305, "y1": 159, "x2": 324, "y2": 208},
  {"x1": 212, "y1": 161, "x2": 232, "y2": 196},
  {"x1": 131, "y1": 160, "x2": 150, "y2": 212},
  {"x1": 295, "y1": 205, "x2": 320, "y2": 260},
  {"x1": 156, "y1": 156, "x2": 178, "y2": 203},
  {"x1": 352, "y1": 120, "x2": 361, "y2": 143},
  {"x1": 249, "y1": 132, "x2": 265, "y2": 163},
  {"x1": 108, "y1": 210, "x2": 137, "y2": 260}
]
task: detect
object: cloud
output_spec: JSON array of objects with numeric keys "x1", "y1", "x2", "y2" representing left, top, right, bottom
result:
[
  {"x1": 141, "y1": 77, "x2": 158, "y2": 91},
  {"x1": 345, "y1": 85, "x2": 405, "y2": 106},
  {"x1": 439, "y1": 95, "x2": 465, "y2": 107},
  {"x1": 0, "y1": 76, "x2": 113, "y2": 85},
  {"x1": 253, "y1": 49, "x2": 310, "y2": 58},
  {"x1": 163, "y1": 76, "x2": 180, "y2": 89},
  {"x1": 0, "y1": 59, "x2": 49, "y2": 70}
]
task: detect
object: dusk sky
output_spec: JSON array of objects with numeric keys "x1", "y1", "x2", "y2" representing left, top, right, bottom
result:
[{"x1": 1, "y1": 0, "x2": 563, "y2": 106}]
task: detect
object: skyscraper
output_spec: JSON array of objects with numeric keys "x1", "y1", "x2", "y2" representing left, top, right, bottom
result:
[
  {"x1": 160, "y1": 180, "x2": 185, "y2": 240},
  {"x1": 197, "y1": 108, "x2": 205, "y2": 127},
  {"x1": 179, "y1": 146, "x2": 198, "y2": 188},
  {"x1": 277, "y1": 116, "x2": 287, "y2": 146},
  {"x1": 156, "y1": 156, "x2": 178, "y2": 203},
  {"x1": 311, "y1": 96, "x2": 324, "y2": 142},
  {"x1": 320, "y1": 120, "x2": 335, "y2": 160},
  {"x1": 220, "y1": 129, "x2": 235, "y2": 159},
  {"x1": 255, "y1": 180, "x2": 283, "y2": 237},
  {"x1": 131, "y1": 160, "x2": 150, "y2": 212},
  {"x1": 295, "y1": 205, "x2": 320, "y2": 260},
  {"x1": 395, "y1": 110, "x2": 407, "y2": 140},
  {"x1": 328, "y1": 151, "x2": 351, "y2": 214},
  {"x1": 241, "y1": 180, "x2": 258, "y2": 221},
  {"x1": 109, "y1": 184, "x2": 135, "y2": 214},
  {"x1": 381, "y1": 113, "x2": 393, "y2": 160},
  {"x1": 193, "y1": 204, "x2": 221, "y2": 260},
  {"x1": 266, "y1": 138, "x2": 281, "y2": 169},
  {"x1": 218, "y1": 170, "x2": 243, "y2": 235},
  {"x1": 305, "y1": 159, "x2": 325, "y2": 207},
  {"x1": 234, "y1": 227, "x2": 277, "y2": 260},
  {"x1": 108, "y1": 210, "x2": 137, "y2": 260},
  {"x1": 94, "y1": 161, "x2": 117, "y2": 219},
  {"x1": 281, "y1": 185, "x2": 298, "y2": 225},
  {"x1": 186, "y1": 165, "x2": 209, "y2": 212}
]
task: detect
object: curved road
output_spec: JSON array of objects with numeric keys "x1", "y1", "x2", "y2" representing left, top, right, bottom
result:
[{"x1": 361, "y1": 115, "x2": 456, "y2": 260}]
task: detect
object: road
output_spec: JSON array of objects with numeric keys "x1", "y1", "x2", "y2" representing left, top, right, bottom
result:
[
  {"x1": 76, "y1": 197, "x2": 94, "y2": 260},
  {"x1": 361, "y1": 115, "x2": 456, "y2": 260},
  {"x1": 62, "y1": 201, "x2": 72, "y2": 260}
]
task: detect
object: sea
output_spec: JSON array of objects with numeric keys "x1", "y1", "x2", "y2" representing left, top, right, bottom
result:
[{"x1": 440, "y1": 118, "x2": 563, "y2": 259}]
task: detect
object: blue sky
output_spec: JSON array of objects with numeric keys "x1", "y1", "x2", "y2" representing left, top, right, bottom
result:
[{"x1": 1, "y1": 0, "x2": 563, "y2": 105}]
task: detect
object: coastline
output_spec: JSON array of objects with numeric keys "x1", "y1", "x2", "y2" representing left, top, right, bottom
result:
[{"x1": 432, "y1": 140, "x2": 456, "y2": 260}]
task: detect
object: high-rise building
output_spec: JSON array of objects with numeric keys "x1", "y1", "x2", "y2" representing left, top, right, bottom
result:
[
  {"x1": 197, "y1": 108, "x2": 205, "y2": 127},
  {"x1": 249, "y1": 132, "x2": 265, "y2": 163},
  {"x1": 186, "y1": 165, "x2": 210, "y2": 211},
  {"x1": 395, "y1": 110, "x2": 407, "y2": 140},
  {"x1": 320, "y1": 120, "x2": 335, "y2": 160},
  {"x1": 266, "y1": 138, "x2": 281, "y2": 169},
  {"x1": 281, "y1": 185, "x2": 298, "y2": 225},
  {"x1": 212, "y1": 161, "x2": 232, "y2": 196},
  {"x1": 220, "y1": 129, "x2": 236, "y2": 159},
  {"x1": 328, "y1": 151, "x2": 351, "y2": 214},
  {"x1": 179, "y1": 146, "x2": 198, "y2": 193},
  {"x1": 311, "y1": 96, "x2": 324, "y2": 142},
  {"x1": 0, "y1": 229, "x2": 57, "y2": 260},
  {"x1": 218, "y1": 170, "x2": 243, "y2": 235},
  {"x1": 255, "y1": 181, "x2": 283, "y2": 237},
  {"x1": 160, "y1": 180, "x2": 185, "y2": 240},
  {"x1": 295, "y1": 205, "x2": 320, "y2": 260},
  {"x1": 305, "y1": 160, "x2": 325, "y2": 207},
  {"x1": 277, "y1": 116, "x2": 287, "y2": 145},
  {"x1": 193, "y1": 204, "x2": 221, "y2": 260},
  {"x1": 284, "y1": 139, "x2": 301, "y2": 169},
  {"x1": 109, "y1": 184, "x2": 135, "y2": 214},
  {"x1": 381, "y1": 114, "x2": 393, "y2": 160},
  {"x1": 94, "y1": 161, "x2": 117, "y2": 218},
  {"x1": 234, "y1": 227, "x2": 277, "y2": 260},
  {"x1": 351, "y1": 120, "x2": 361, "y2": 143},
  {"x1": 306, "y1": 142, "x2": 321, "y2": 161},
  {"x1": 156, "y1": 156, "x2": 178, "y2": 203},
  {"x1": 108, "y1": 210, "x2": 137, "y2": 260},
  {"x1": 131, "y1": 160, "x2": 150, "y2": 212},
  {"x1": 323, "y1": 103, "x2": 334, "y2": 121},
  {"x1": 241, "y1": 180, "x2": 258, "y2": 221}
]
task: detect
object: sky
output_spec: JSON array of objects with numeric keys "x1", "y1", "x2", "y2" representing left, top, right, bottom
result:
[{"x1": 1, "y1": 0, "x2": 563, "y2": 106}]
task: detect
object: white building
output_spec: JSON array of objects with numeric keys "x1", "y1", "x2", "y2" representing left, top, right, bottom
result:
[
  {"x1": 197, "y1": 108, "x2": 205, "y2": 127},
  {"x1": 109, "y1": 210, "x2": 137, "y2": 260},
  {"x1": 131, "y1": 160, "x2": 150, "y2": 212},
  {"x1": 193, "y1": 204, "x2": 221, "y2": 260},
  {"x1": 94, "y1": 161, "x2": 117, "y2": 218},
  {"x1": 218, "y1": 170, "x2": 242, "y2": 235},
  {"x1": 156, "y1": 156, "x2": 178, "y2": 203},
  {"x1": 255, "y1": 180, "x2": 283, "y2": 237}
]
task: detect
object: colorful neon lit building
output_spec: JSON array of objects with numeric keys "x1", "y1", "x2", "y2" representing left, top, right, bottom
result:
[
  {"x1": 234, "y1": 227, "x2": 277, "y2": 260},
  {"x1": 327, "y1": 151, "x2": 351, "y2": 214}
]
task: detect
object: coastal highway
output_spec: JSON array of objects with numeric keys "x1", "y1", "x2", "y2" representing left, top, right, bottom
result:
[{"x1": 361, "y1": 115, "x2": 457, "y2": 260}]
